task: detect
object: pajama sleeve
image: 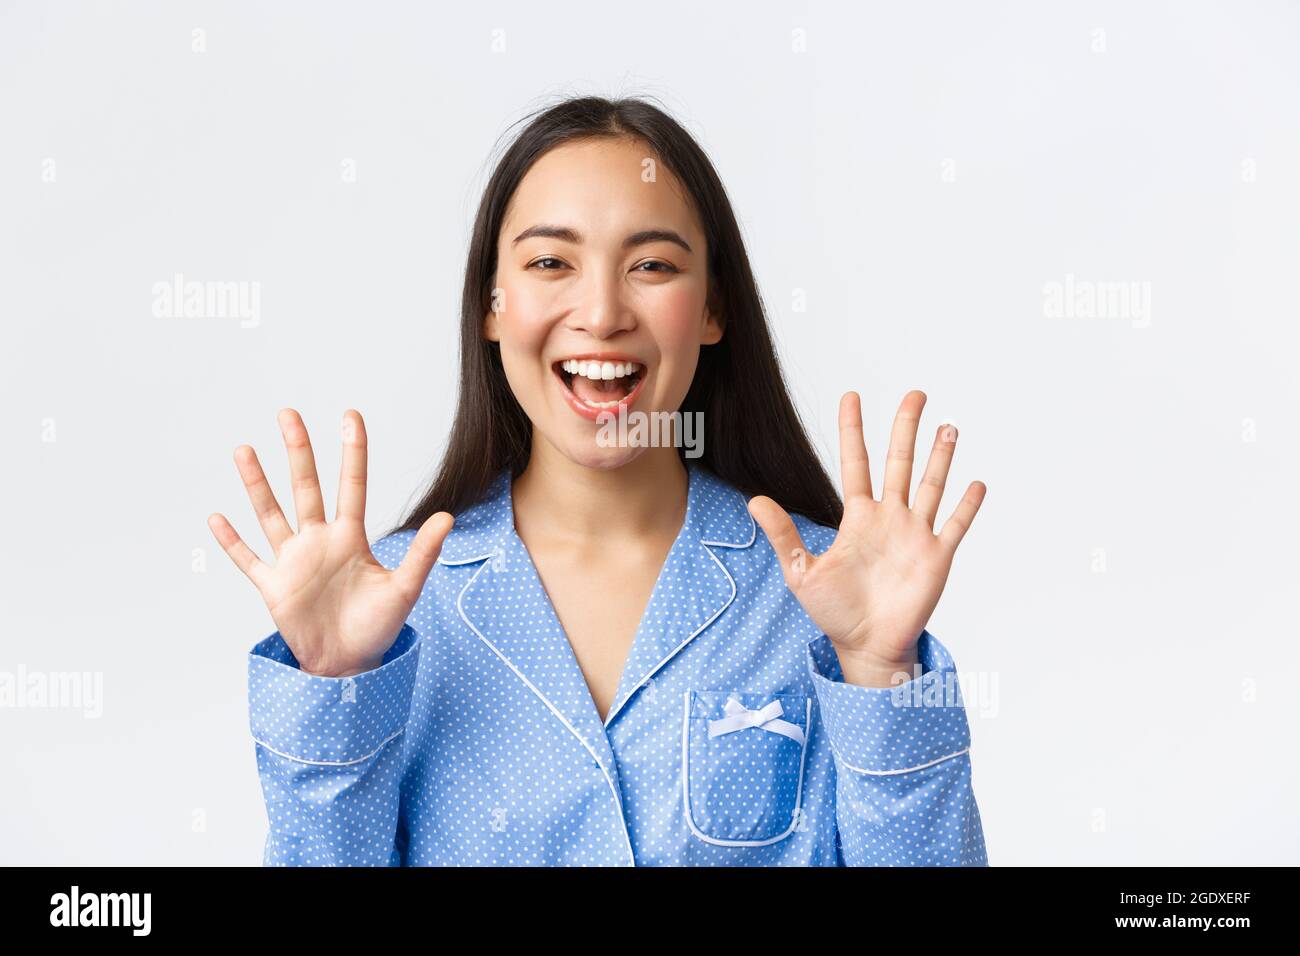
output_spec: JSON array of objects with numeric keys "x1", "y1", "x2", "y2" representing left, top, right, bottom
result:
[
  {"x1": 247, "y1": 622, "x2": 422, "y2": 866},
  {"x1": 806, "y1": 630, "x2": 988, "y2": 866}
]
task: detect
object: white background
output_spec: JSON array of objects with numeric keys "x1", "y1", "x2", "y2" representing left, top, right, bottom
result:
[{"x1": 2, "y1": 0, "x2": 1297, "y2": 865}]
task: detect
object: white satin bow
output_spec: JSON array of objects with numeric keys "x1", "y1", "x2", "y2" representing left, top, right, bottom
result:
[{"x1": 707, "y1": 696, "x2": 806, "y2": 745}]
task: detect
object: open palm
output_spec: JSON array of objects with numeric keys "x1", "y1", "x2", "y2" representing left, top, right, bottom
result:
[
  {"x1": 748, "y1": 390, "x2": 986, "y2": 685},
  {"x1": 208, "y1": 409, "x2": 453, "y2": 677}
]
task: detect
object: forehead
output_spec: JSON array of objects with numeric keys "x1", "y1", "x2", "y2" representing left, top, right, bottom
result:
[{"x1": 502, "y1": 136, "x2": 702, "y2": 244}]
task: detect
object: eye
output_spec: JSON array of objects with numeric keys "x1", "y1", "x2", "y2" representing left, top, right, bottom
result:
[
  {"x1": 528, "y1": 256, "x2": 567, "y2": 271},
  {"x1": 634, "y1": 260, "x2": 679, "y2": 274}
]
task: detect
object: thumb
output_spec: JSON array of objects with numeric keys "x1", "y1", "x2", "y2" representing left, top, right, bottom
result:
[
  {"x1": 392, "y1": 511, "x2": 455, "y2": 599},
  {"x1": 747, "y1": 495, "x2": 812, "y2": 589}
]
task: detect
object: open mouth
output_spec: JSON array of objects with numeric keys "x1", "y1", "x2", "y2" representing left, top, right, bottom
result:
[{"x1": 552, "y1": 356, "x2": 647, "y2": 420}]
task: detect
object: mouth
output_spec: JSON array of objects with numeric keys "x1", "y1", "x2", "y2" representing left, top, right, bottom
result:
[{"x1": 551, "y1": 354, "x2": 648, "y2": 422}]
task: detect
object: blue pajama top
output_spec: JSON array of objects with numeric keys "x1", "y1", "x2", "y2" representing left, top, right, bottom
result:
[{"x1": 246, "y1": 461, "x2": 988, "y2": 866}]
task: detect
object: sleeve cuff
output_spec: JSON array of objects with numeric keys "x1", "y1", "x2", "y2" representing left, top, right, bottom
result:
[
  {"x1": 247, "y1": 622, "x2": 422, "y2": 764},
  {"x1": 807, "y1": 629, "x2": 971, "y2": 774}
]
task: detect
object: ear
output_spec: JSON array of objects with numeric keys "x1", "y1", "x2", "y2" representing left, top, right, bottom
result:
[
  {"x1": 483, "y1": 308, "x2": 500, "y2": 342},
  {"x1": 701, "y1": 311, "x2": 723, "y2": 346},
  {"x1": 483, "y1": 281, "x2": 502, "y2": 342},
  {"x1": 701, "y1": 282, "x2": 724, "y2": 345}
]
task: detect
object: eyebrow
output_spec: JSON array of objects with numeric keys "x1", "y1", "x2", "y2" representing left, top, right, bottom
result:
[{"x1": 511, "y1": 224, "x2": 693, "y2": 254}]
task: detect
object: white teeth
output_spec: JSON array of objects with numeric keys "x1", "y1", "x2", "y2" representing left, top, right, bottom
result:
[
  {"x1": 555, "y1": 358, "x2": 643, "y2": 408},
  {"x1": 558, "y1": 359, "x2": 642, "y2": 379}
]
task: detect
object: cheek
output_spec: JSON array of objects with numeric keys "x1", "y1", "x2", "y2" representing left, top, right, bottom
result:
[
  {"x1": 644, "y1": 285, "x2": 708, "y2": 373},
  {"x1": 495, "y1": 284, "x2": 553, "y2": 359},
  {"x1": 650, "y1": 284, "x2": 703, "y2": 330},
  {"x1": 491, "y1": 292, "x2": 555, "y2": 412}
]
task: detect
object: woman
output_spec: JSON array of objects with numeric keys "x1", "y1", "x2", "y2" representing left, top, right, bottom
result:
[{"x1": 208, "y1": 96, "x2": 989, "y2": 866}]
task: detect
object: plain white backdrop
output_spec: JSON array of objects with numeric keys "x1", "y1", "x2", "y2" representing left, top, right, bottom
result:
[{"x1": 2, "y1": 0, "x2": 1297, "y2": 865}]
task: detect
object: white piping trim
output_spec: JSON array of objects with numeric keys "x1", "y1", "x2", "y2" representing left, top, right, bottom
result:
[
  {"x1": 837, "y1": 745, "x2": 971, "y2": 776},
  {"x1": 455, "y1": 554, "x2": 637, "y2": 867},
  {"x1": 251, "y1": 727, "x2": 406, "y2": 767},
  {"x1": 681, "y1": 690, "x2": 813, "y2": 847},
  {"x1": 602, "y1": 540, "x2": 739, "y2": 729},
  {"x1": 437, "y1": 549, "x2": 498, "y2": 566},
  {"x1": 700, "y1": 490, "x2": 757, "y2": 549}
]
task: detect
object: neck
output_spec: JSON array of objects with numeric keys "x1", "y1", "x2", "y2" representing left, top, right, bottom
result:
[{"x1": 511, "y1": 439, "x2": 689, "y2": 546}]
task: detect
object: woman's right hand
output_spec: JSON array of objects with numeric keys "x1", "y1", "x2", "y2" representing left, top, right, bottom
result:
[{"x1": 208, "y1": 408, "x2": 454, "y2": 678}]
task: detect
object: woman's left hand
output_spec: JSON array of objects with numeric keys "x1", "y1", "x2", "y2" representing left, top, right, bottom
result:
[{"x1": 748, "y1": 390, "x2": 986, "y2": 687}]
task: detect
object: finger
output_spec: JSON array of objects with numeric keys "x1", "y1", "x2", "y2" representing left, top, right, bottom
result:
[
  {"x1": 336, "y1": 409, "x2": 368, "y2": 522},
  {"x1": 912, "y1": 423, "x2": 958, "y2": 529},
  {"x1": 882, "y1": 389, "x2": 927, "y2": 506},
  {"x1": 207, "y1": 513, "x2": 271, "y2": 591},
  {"x1": 838, "y1": 391, "x2": 873, "y2": 501},
  {"x1": 747, "y1": 495, "x2": 813, "y2": 588},
  {"x1": 392, "y1": 511, "x2": 455, "y2": 600},
  {"x1": 278, "y1": 408, "x2": 326, "y2": 528},
  {"x1": 938, "y1": 481, "x2": 987, "y2": 553},
  {"x1": 233, "y1": 445, "x2": 293, "y2": 553}
]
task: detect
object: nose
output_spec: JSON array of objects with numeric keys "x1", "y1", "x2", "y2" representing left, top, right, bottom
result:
[{"x1": 565, "y1": 269, "x2": 636, "y2": 339}]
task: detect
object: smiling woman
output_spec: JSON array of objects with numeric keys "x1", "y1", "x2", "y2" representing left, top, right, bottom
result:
[
  {"x1": 489, "y1": 134, "x2": 720, "y2": 455},
  {"x1": 388, "y1": 99, "x2": 843, "y2": 521},
  {"x1": 210, "y1": 94, "x2": 989, "y2": 867}
]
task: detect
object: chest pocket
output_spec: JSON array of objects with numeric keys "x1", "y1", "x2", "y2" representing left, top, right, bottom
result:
[{"x1": 681, "y1": 689, "x2": 813, "y2": 846}]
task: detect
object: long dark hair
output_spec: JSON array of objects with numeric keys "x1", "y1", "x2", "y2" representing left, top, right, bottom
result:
[{"x1": 387, "y1": 94, "x2": 842, "y2": 535}]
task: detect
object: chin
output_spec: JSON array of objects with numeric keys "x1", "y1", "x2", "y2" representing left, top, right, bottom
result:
[{"x1": 552, "y1": 436, "x2": 648, "y2": 472}]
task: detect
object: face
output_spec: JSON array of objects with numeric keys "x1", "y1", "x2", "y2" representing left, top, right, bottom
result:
[{"x1": 483, "y1": 136, "x2": 723, "y2": 470}]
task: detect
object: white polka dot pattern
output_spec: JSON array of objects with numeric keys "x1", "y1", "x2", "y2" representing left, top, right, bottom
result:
[
  {"x1": 246, "y1": 462, "x2": 988, "y2": 866},
  {"x1": 683, "y1": 690, "x2": 812, "y2": 846}
]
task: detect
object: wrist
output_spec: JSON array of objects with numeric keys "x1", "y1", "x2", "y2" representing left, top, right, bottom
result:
[
  {"x1": 834, "y1": 643, "x2": 921, "y2": 689},
  {"x1": 300, "y1": 651, "x2": 384, "y2": 678}
]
